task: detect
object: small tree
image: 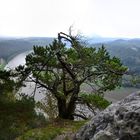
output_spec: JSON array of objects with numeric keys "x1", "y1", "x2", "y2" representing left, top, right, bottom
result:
[
  {"x1": 0, "y1": 70, "x2": 36, "y2": 139},
  {"x1": 0, "y1": 70, "x2": 15, "y2": 94},
  {"x1": 16, "y1": 32, "x2": 127, "y2": 120}
]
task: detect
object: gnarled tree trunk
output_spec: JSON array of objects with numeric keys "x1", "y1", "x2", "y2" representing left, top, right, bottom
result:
[{"x1": 57, "y1": 86, "x2": 80, "y2": 120}]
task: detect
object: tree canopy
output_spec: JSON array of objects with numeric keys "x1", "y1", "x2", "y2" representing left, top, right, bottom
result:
[{"x1": 16, "y1": 32, "x2": 127, "y2": 120}]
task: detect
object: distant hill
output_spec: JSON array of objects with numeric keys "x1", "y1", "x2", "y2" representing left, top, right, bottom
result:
[
  {"x1": 22, "y1": 37, "x2": 54, "y2": 46},
  {"x1": 88, "y1": 37, "x2": 121, "y2": 44},
  {"x1": 92, "y1": 38, "x2": 140, "y2": 74},
  {"x1": 0, "y1": 37, "x2": 54, "y2": 62},
  {"x1": 0, "y1": 40, "x2": 32, "y2": 61}
]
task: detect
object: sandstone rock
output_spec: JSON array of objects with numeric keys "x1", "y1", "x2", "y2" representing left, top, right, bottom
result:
[{"x1": 75, "y1": 92, "x2": 140, "y2": 140}]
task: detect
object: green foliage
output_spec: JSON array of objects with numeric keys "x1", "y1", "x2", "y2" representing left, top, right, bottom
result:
[
  {"x1": 16, "y1": 32, "x2": 127, "y2": 119},
  {"x1": 0, "y1": 70, "x2": 15, "y2": 94},
  {"x1": 94, "y1": 39, "x2": 140, "y2": 75},
  {"x1": 80, "y1": 93, "x2": 110, "y2": 109},
  {"x1": 0, "y1": 93, "x2": 48, "y2": 139},
  {"x1": 0, "y1": 93, "x2": 36, "y2": 140},
  {"x1": 93, "y1": 40, "x2": 140, "y2": 88},
  {"x1": 0, "y1": 70, "x2": 16, "y2": 117},
  {"x1": 0, "y1": 70, "x2": 47, "y2": 139},
  {"x1": 0, "y1": 64, "x2": 5, "y2": 70}
]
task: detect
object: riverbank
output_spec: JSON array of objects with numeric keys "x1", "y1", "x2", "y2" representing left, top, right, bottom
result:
[{"x1": 5, "y1": 51, "x2": 31, "y2": 70}]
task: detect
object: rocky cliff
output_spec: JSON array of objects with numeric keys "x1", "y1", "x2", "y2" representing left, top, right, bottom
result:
[{"x1": 75, "y1": 92, "x2": 140, "y2": 140}]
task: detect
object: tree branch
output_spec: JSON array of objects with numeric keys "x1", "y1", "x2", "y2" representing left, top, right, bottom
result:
[
  {"x1": 28, "y1": 76, "x2": 53, "y2": 92},
  {"x1": 73, "y1": 113, "x2": 88, "y2": 120},
  {"x1": 56, "y1": 52, "x2": 76, "y2": 81}
]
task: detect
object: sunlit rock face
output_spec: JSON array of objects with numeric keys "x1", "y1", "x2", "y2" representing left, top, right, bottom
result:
[{"x1": 75, "y1": 92, "x2": 140, "y2": 140}]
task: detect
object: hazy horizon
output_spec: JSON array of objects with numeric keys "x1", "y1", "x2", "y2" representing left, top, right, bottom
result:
[
  {"x1": 0, "y1": 34, "x2": 139, "y2": 39},
  {"x1": 0, "y1": 0, "x2": 140, "y2": 38}
]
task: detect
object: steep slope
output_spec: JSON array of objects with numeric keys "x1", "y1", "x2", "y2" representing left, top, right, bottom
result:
[
  {"x1": 0, "y1": 39, "x2": 33, "y2": 61},
  {"x1": 0, "y1": 37, "x2": 54, "y2": 62}
]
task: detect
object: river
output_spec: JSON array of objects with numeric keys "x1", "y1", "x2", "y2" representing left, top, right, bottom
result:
[
  {"x1": 5, "y1": 51, "x2": 46, "y2": 101},
  {"x1": 5, "y1": 51, "x2": 29, "y2": 70}
]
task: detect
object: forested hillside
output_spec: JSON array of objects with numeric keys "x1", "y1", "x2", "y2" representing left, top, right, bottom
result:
[
  {"x1": 92, "y1": 39, "x2": 140, "y2": 74},
  {"x1": 0, "y1": 37, "x2": 54, "y2": 62},
  {"x1": 0, "y1": 40, "x2": 32, "y2": 61}
]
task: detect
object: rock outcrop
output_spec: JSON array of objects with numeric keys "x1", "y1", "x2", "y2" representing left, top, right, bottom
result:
[{"x1": 75, "y1": 91, "x2": 140, "y2": 140}]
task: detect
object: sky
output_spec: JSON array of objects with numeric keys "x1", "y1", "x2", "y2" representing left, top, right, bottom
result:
[{"x1": 0, "y1": 0, "x2": 140, "y2": 38}]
